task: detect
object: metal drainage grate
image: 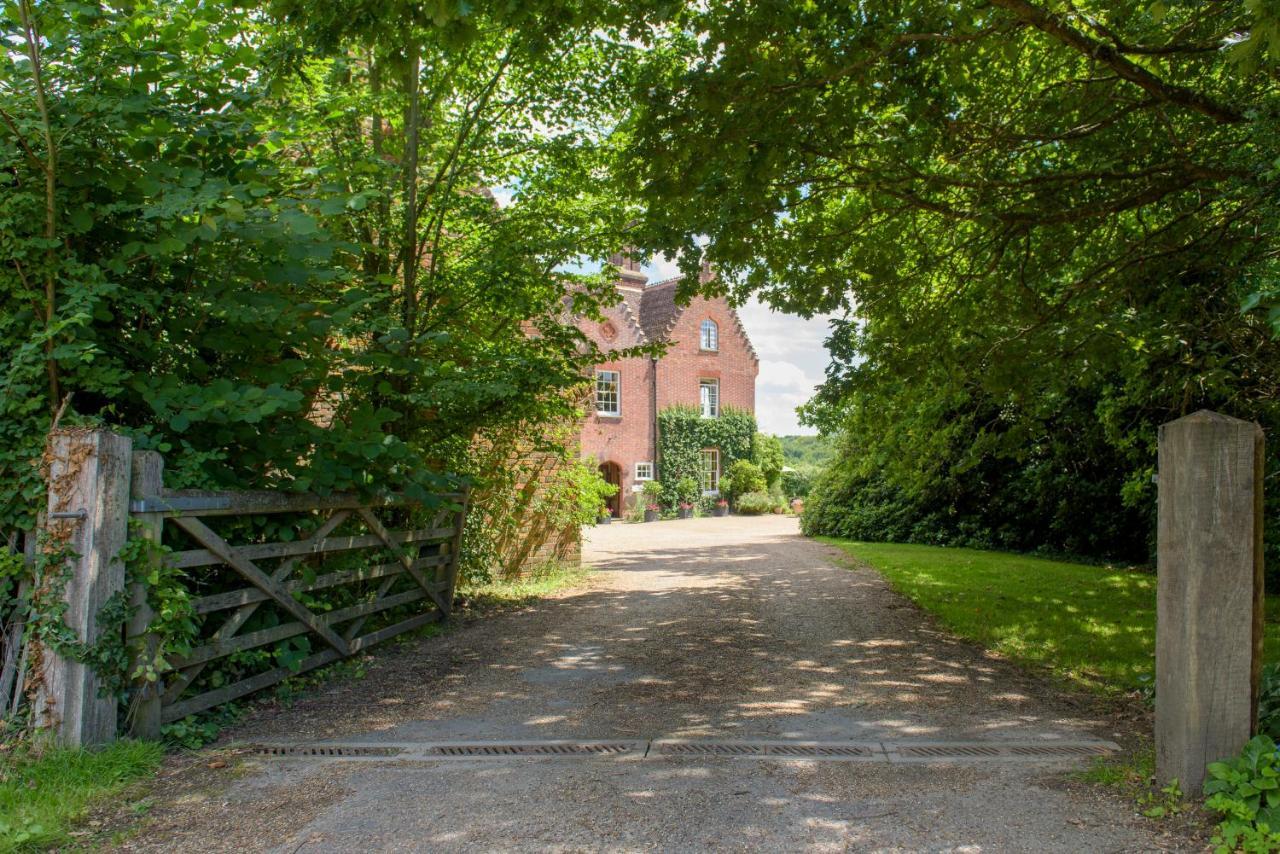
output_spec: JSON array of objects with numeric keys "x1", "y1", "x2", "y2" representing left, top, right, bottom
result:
[
  {"x1": 1007, "y1": 744, "x2": 1113, "y2": 757},
  {"x1": 896, "y1": 745, "x2": 1003, "y2": 758},
  {"x1": 253, "y1": 744, "x2": 403, "y2": 758},
  {"x1": 654, "y1": 742, "x2": 877, "y2": 758},
  {"x1": 765, "y1": 744, "x2": 875, "y2": 758},
  {"x1": 657, "y1": 743, "x2": 766, "y2": 756},
  {"x1": 424, "y1": 743, "x2": 636, "y2": 757}
]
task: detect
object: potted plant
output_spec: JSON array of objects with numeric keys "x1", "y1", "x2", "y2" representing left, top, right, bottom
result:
[
  {"x1": 675, "y1": 476, "x2": 698, "y2": 519},
  {"x1": 640, "y1": 480, "x2": 664, "y2": 522},
  {"x1": 713, "y1": 498, "x2": 729, "y2": 517},
  {"x1": 597, "y1": 504, "x2": 612, "y2": 524}
]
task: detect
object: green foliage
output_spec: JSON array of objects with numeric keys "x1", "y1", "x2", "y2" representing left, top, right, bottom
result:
[
  {"x1": 724, "y1": 460, "x2": 765, "y2": 503},
  {"x1": 572, "y1": 458, "x2": 618, "y2": 523},
  {"x1": 801, "y1": 409, "x2": 1153, "y2": 564},
  {"x1": 780, "y1": 468, "x2": 812, "y2": 499},
  {"x1": 751, "y1": 434, "x2": 783, "y2": 490},
  {"x1": 734, "y1": 491, "x2": 772, "y2": 516},
  {"x1": 1206, "y1": 736, "x2": 1280, "y2": 852},
  {"x1": 1260, "y1": 664, "x2": 1280, "y2": 742},
  {"x1": 778, "y1": 436, "x2": 834, "y2": 471},
  {"x1": 0, "y1": 740, "x2": 162, "y2": 852},
  {"x1": 673, "y1": 476, "x2": 699, "y2": 506},
  {"x1": 656, "y1": 405, "x2": 755, "y2": 506},
  {"x1": 625, "y1": 0, "x2": 1280, "y2": 576},
  {"x1": 0, "y1": 0, "x2": 644, "y2": 535}
]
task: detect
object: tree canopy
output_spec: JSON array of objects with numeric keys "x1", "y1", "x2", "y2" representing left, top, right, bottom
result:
[
  {"x1": 625, "y1": 0, "x2": 1280, "y2": 565},
  {"x1": 0, "y1": 0, "x2": 648, "y2": 538}
]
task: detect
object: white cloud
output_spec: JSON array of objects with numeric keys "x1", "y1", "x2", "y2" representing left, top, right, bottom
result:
[
  {"x1": 737, "y1": 298, "x2": 833, "y2": 435},
  {"x1": 645, "y1": 253, "x2": 683, "y2": 282}
]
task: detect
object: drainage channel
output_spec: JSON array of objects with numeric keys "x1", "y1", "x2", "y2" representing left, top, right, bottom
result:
[{"x1": 248, "y1": 739, "x2": 1118, "y2": 764}]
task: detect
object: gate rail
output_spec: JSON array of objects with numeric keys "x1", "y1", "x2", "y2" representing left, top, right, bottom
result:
[{"x1": 35, "y1": 429, "x2": 469, "y2": 745}]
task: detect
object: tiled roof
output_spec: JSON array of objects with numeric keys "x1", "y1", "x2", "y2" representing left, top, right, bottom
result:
[
  {"x1": 615, "y1": 287, "x2": 648, "y2": 342},
  {"x1": 633, "y1": 275, "x2": 759, "y2": 362},
  {"x1": 637, "y1": 278, "x2": 682, "y2": 341}
]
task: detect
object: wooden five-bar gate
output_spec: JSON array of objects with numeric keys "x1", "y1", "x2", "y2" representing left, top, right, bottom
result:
[{"x1": 28, "y1": 429, "x2": 470, "y2": 746}]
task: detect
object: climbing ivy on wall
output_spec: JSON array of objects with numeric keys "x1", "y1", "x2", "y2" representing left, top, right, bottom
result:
[{"x1": 657, "y1": 405, "x2": 756, "y2": 505}]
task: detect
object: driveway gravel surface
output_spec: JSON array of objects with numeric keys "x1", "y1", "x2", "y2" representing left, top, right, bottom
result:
[{"x1": 112, "y1": 515, "x2": 1196, "y2": 852}]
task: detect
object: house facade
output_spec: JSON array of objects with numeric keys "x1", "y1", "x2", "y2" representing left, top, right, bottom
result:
[{"x1": 580, "y1": 253, "x2": 759, "y2": 515}]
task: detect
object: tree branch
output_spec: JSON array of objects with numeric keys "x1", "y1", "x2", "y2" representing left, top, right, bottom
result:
[{"x1": 989, "y1": 0, "x2": 1244, "y2": 124}]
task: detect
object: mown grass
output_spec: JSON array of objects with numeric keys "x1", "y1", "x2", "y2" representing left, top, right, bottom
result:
[
  {"x1": 822, "y1": 540, "x2": 1280, "y2": 695},
  {"x1": 0, "y1": 740, "x2": 162, "y2": 853}
]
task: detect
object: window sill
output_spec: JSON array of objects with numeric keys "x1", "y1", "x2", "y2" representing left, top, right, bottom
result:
[
  {"x1": 698, "y1": 349, "x2": 719, "y2": 355},
  {"x1": 596, "y1": 414, "x2": 622, "y2": 422}
]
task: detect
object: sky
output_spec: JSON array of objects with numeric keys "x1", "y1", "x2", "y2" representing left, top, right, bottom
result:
[{"x1": 642, "y1": 256, "x2": 834, "y2": 437}]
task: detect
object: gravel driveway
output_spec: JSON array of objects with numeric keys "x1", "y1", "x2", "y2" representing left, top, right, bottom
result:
[{"x1": 114, "y1": 515, "x2": 1193, "y2": 852}]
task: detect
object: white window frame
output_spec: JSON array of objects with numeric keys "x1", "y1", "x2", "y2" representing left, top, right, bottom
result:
[
  {"x1": 635, "y1": 461, "x2": 654, "y2": 481},
  {"x1": 595, "y1": 370, "x2": 620, "y2": 416},
  {"x1": 700, "y1": 319, "x2": 719, "y2": 351},
  {"x1": 699, "y1": 378, "x2": 720, "y2": 419},
  {"x1": 700, "y1": 448, "x2": 720, "y2": 494}
]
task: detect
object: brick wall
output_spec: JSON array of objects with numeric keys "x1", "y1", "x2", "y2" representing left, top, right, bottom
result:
[
  {"x1": 469, "y1": 420, "x2": 584, "y2": 580},
  {"x1": 655, "y1": 294, "x2": 758, "y2": 413},
  {"x1": 579, "y1": 294, "x2": 656, "y2": 513},
  {"x1": 496, "y1": 448, "x2": 582, "y2": 575}
]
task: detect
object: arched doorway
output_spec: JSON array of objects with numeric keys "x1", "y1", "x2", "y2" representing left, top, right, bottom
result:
[{"x1": 598, "y1": 461, "x2": 623, "y2": 517}]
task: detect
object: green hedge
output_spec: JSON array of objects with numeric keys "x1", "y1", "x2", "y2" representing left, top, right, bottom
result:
[{"x1": 657, "y1": 405, "x2": 756, "y2": 507}]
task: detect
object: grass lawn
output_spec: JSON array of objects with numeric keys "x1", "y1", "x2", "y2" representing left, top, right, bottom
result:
[
  {"x1": 822, "y1": 539, "x2": 1280, "y2": 695},
  {"x1": 0, "y1": 740, "x2": 162, "y2": 852}
]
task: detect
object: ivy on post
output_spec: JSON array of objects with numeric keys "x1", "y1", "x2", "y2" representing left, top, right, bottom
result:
[
  {"x1": 1156, "y1": 410, "x2": 1264, "y2": 796},
  {"x1": 126, "y1": 450, "x2": 164, "y2": 740},
  {"x1": 33, "y1": 429, "x2": 133, "y2": 747}
]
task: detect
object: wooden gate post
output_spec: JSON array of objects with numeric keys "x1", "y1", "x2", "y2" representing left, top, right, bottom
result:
[
  {"x1": 35, "y1": 429, "x2": 133, "y2": 746},
  {"x1": 1157, "y1": 410, "x2": 1264, "y2": 795},
  {"x1": 126, "y1": 450, "x2": 164, "y2": 740}
]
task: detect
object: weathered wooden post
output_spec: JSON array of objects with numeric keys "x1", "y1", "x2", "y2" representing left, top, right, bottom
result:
[
  {"x1": 126, "y1": 450, "x2": 164, "y2": 740},
  {"x1": 1157, "y1": 410, "x2": 1264, "y2": 796},
  {"x1": 34, "y1": 429, "x2": 132, "y2": 746}
]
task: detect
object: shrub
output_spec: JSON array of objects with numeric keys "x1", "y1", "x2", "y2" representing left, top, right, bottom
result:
[
  {"x1": 1261, "y1": 664, "x2": 1280, "y2": 740},
  {"x1": 735, "y1": 491, "x2": 773, "y2": 515},
  {"x1": 674, "y1": 476, "x2": 700, "y2": 506},
  {"x1": 573, "y1": 458, "x2": 618, "y2": 523},
  {"x1": 781, "y1": 467, "x2": 813, "y2": 499},
  {"x1": 725, "y1": 460, "x2": 766, "y2": 499},
  {"x1": 1205, "y1": 735, "x2": 1280, "y2": 852},
  {"x1": 752, "y1": 433, "x2": 784, "y2": 490}
]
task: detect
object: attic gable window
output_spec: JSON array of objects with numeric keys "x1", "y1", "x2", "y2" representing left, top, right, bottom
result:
[
  {"x1": 595, "y1": 370, "x2": 620, "y2": 416},
  {"x1": 700, "y1": 319, "x2": 719, "y2": 351}
]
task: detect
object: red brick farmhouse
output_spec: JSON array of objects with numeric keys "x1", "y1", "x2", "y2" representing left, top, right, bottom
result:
[{"x1": 580, "y1": 253, "x2": 759, "y2": 516}]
